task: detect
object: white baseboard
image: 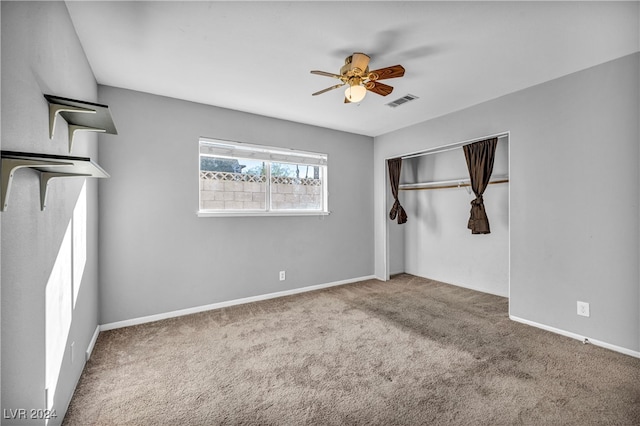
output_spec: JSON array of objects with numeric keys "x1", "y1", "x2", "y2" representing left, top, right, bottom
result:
[
  {"x1": 510, "y1": 315, "x2": 640, "y2": 359},
  {"x1": 86, "y1": 325, "x2": 100, "y2": 361},
  {"x1": 101, "y1": 275, "x2": 377, "y2": 331}
]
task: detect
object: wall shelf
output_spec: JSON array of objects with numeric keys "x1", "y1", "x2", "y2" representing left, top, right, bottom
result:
[
  {"x1": 1, "y1": 151, "x2": 109, "y2": 211},
  {"x1": 45, "y1": 94, "x2": 118, "y2": 153}
]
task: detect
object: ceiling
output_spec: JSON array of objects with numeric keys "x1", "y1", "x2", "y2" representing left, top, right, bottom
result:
[{"x1": 65, "y1": 1, "x2": 639, "y2": 137}]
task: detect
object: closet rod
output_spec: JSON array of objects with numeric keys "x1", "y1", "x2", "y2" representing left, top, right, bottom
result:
[
  {"x1": 400, "y1": 132, "x2": 509, "y2": 160},
  {"x1": 399, "y1": 176, "x2": 509, "y2": 191}
]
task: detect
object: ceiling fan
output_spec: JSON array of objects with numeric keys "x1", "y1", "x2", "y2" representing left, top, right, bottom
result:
[{"x1": 311, "y1": 53, "x2": 405, "y2": 103}]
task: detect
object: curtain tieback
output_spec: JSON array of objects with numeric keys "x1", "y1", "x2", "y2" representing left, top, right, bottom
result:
[
  {"x1": 470, "y1": 195, "x2": 484, "y2": 207},
  {"x1": 389, "y1": 199, "x2": 407, "y2": 223},
  {"x1": 389, "y1": 199, "x2": 402, "y2": 219}
]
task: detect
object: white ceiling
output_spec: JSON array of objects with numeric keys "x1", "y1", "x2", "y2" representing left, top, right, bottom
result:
[{"x1": 65, "y1": 1, "x2": 639, "y2": 137}]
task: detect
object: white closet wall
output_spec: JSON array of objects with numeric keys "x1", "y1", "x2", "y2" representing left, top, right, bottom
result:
[{"x1": 399, "y1": 137, "x2": 509, "y2": 297}]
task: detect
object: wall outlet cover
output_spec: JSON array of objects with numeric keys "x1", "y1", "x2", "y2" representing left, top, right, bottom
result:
[{"x1": 577, "y1": 301, "x2": 590, "y2": 317}]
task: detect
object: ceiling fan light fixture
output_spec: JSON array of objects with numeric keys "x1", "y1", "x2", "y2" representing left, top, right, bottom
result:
[
  {"x1": 345, "y1": 85, "x2": 367, "y2": 103},
  {"x1": 311, "y1": 53, "x2": 404, "y2": 104}
]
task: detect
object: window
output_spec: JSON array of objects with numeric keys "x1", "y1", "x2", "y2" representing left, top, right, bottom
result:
[{"x1": 199, "y1": 138, "x2": 328, "y2": 216}]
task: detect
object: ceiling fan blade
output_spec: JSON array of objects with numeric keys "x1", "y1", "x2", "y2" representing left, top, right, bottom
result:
[
  {"x1": 350, "y1": 52, "x2": 370, "y2": 72},
  {"x1": 312, "y1": 83, "x2": 345, "y2": 96},
  {"x1": 368, "y1": 65, "x2": 405, "y2": 81},
  {"x1": 311, "y1": 70, "x2": 342, "y2": 79},
  {"x1": 366, "y1": 81, "x2": 394, "y2": 96}
]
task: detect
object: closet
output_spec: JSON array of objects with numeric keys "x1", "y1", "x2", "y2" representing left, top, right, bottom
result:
[{"x1": 389, "y1": 134, "x2": 509, "y2": 297}]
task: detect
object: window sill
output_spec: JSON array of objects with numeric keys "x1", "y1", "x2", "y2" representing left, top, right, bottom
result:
[{"x1": 196, "y1": 210, "x2": 331, "y2": 218}]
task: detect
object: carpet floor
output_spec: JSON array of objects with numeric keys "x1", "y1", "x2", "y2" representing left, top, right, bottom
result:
[{"x1": 63, "y1": 274, "x2": 640, "y2": 425}]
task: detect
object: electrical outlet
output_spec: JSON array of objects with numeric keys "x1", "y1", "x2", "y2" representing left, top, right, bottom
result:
[
  {"x1": 279, "y1": 271, "x2": 286, "y2": 281},
  {"x1": 577, "y1": 301, "x2": 590, "y2": 317}
]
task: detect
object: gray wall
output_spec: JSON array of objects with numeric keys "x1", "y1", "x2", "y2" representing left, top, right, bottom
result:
[
  {"x1": 1, "y1": 1, "x2": 100, "y2": 424},
  {"x1": 97, "y1": 86, "x2": 374, "y2": 325},
  {"x1": 374, "y1": 53, "x2": 640, "y2": 353}
]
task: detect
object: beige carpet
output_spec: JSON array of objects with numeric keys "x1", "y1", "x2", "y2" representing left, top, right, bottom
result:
[{"x1": 63, "y1": 274, "x2": 640, "y2": 425}]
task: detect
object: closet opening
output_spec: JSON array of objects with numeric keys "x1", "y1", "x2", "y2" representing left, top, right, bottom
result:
[{"x1": 385, "y1": 132, "x2": 510, "y2": 298}]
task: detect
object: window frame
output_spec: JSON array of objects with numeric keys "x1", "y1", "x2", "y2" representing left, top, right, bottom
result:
[{"x1": 197, "y1": 137, "x2": 329, "y2": 217}]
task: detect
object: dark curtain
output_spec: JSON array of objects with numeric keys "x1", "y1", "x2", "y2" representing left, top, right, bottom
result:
[
  {"x1": 463, "y1": 138, "x2": 498, "y2": 234},
  {"x1": 387, "y1": 157, "x2": 407, "y2": 224}
]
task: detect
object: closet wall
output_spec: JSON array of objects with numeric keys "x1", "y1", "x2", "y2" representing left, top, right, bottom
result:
[
  {"x1": 398, "y1": 138, "x2": 509, "y2": 296},
  {"x1": 374, "y1": 53, "x2": 639, "y2": 354}
]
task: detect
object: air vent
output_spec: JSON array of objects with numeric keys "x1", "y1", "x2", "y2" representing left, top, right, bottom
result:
[{"x1": 386, "y1": 94, "x2": 419, "y2": 108}]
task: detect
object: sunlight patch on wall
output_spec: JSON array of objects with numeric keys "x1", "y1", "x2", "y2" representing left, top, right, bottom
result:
[
  {"x1": 45, "y1": 220, "x2": 73, "y2": 409},
  {"x1": 45, "y1": 180, "x2": 89, "y2": 411},
  {"x1": 73, "y1": 181, "x2": 87, "y2": 308}
]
